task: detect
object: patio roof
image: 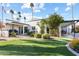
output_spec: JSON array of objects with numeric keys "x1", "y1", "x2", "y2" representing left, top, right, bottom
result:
[
  {"x1": 6, "y1": 21, "x2": 29, "y2": 26},
  {"x1": 60, "y1": 22, "x2": 73, "y2": 27},
  {"x1": 60, "y1": 20, "x2": 79, "y2": 27},
  {"x1": 64, "y1": 19, "x2": 79, "y2": 22}
]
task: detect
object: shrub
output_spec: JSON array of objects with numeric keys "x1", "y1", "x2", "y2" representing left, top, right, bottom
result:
[
  {"x1": 50, "y1": 29, "x2": 59, "y2": 37},
  {"x1": 27, "y1": 31, "x2": 35, "y2": 37},
  {"x1": 74, "y1": 44, "x2": 79, "y2": 49},
  {"x1": 70, "y1": 39, "x2": 79, "y2": 48},
  {"x1": 42, "y1": 34, "x2": 50, "y2": 39},
  {"x1": 10, "y1": 31, "x2": 16, "y2": 37},
  {"x1": 30, "y1": 33, "x2": 34, "y2": 37},
  {"x1": 34, "y1": 33, "x2": 41, "y2": 38}
]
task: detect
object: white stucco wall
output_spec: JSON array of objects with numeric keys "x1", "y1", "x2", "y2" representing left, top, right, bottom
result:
[
  {"x1": 26, "y1": 20, "x2": 41, "y2": 33},
  {"x1": 62, "y1": 25, "x2": 72, "y2": 34}
]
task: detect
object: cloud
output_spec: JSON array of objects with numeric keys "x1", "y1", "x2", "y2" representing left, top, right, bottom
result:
[
  {"x1": 34, "y1": 3, "x2": 45, "y2": 10},
  {"x1": 6, "y1": 10, "x2": 9, "y2": 14},
  {"x1": 6, "y1": 3, "x2": 10, "y2": 7},
  {"x1": 67, "y1": 3, "x2": 72, "y2": 6},
  {"x1": 21, "y1": 3, "x2": 30, "y2": 9},
  {"x1": 13, "y1": 15, "x2": 18, "y2": 19},
  {"x1": 21, "y1": 3, "x2": 45, "y2": 13},
  {"x1": 22, "y1": 13, "x2": 32, "y2": 20},
  {"x1": 34, "y1": 16, "x2": 42, "y2": 19},
  {"x1": 14, "y1": 10, "x2": 17, "y2": 14},
  {"x1": 65, "y1": 3, "x2": 76, "y2": 12},
  {"x1": 73, "y1": 17, "x2": 79, "y2": 20},
  {"x1": 39, "y1": 3, "x2": 45, "y2": 9},
  {"x1": 66, "y1": 3, "x2": 76, "y2": 6},
  {"x1": 21, "y1": 3, "x2": 45, "y2": 9},
  {"x1": 65, "y1": 7, "x2": 71, "y2": 12},
  {"x1": 45, "y1": 15, "x2": 49, "y2": 18},
  {"x1": 22, "y1": 13, "x2": 42, "y2": 21},
  {"x1": 54, "y1": 7, "x2": 59, "y2": 12},
  {"x1": 1, "y1": 3, "x2": 5, "y2": 6},
  {"x1": 34, "y1": 9, "x2": 41, "y2": 12}
]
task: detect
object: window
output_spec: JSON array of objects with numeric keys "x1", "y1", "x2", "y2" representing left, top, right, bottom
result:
[{"x1": 32, "y1": 26, "x2": 35, "y2": 30}]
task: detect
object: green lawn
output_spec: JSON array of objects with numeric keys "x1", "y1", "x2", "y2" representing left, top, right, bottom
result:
[{"x1": 0, "y1": 38, "x2": 75, "y2": 56}]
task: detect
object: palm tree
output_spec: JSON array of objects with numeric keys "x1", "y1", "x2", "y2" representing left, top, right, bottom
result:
[
  {"x1": 10, "y1": 9, "x2": 14, "y2": 20},
  {"x1": 30, "y1": 3, "x2": 34, "y2": 20},
  {"x1": 24, "y1": 17, "x2": 26, "y2": 22},
  {"x1": 10, "y1": 9, "x2": 14, "y2": 31},
  {"x1": 17, "y1": 11, "x2": 21, "y2": 20}
]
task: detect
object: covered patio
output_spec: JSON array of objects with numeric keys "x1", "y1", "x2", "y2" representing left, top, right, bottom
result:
[
  {"x1": 6, "y1": 22, "x2": 29, "y2": 35},
  {"x1": 59, "y1": 20, "x2": 79, "y2": 38}
]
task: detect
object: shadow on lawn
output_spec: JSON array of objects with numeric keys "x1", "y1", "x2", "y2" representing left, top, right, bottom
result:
[
  {"x1": 0, "y1": 44, "x2": 74, "y2": 56},
  {"x1": 20, "y1": 39, "x2": 67, "y2": 46}
]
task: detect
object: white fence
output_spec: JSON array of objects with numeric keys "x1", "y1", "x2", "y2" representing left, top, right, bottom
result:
[{"x1": 0, "y1": 30, "x2": 9, "y2": 37}]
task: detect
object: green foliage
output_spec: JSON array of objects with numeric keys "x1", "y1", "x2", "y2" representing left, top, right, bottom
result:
[
  {"x1": 39, "y1": 19, "x2": 47, "y2": 34},
  {"x1": 70, "y1": 39, "x2": 79, "y2": 47},
  {"x1": 10, "y1": 31, "x2": 16, "y2": 37},
  {"x1": 40, "y1": 26, "x2": 44, "y2": 34},
  {"x1": 30, "y1": 33, "x2": 34, "y2": 37},
  {"x1": 34, "y1": 33, "x2": 42, "y2": 38},
  {"x1": 49, "y1": 29, "x2": 59, "y2": 37},
  {"x1": 40, "y1": 19, "x2": 47, "y2": 25},
  {"x1": 42, "y1": 34, "x2": 50, "y2": 39},
  {"x1": 74, "y1": 44, "x2": 79, "y2": 49},
  {"x1": 48, "y1": 13, "x2": 64, "y2": 29},
  {"x1": 27, "y1": 31, "x2": 34, "y2": 37},
  {"x1": 39, "y1": 13, "x2": 64, "y2": 36}
]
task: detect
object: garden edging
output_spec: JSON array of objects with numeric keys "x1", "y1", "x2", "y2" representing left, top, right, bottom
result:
[{"x1": 66, "y1": 42, "x2": 79, "y2": 56}]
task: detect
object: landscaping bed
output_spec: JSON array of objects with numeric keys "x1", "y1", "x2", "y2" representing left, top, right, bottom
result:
[
  {"x1": 70, "y1": 44, "x2": 79, "y2": 53},
  {"x1": 66, "y1": 39, "x2": 79, "y2": 56}
]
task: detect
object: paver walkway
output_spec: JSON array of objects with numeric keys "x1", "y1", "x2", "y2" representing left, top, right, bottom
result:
[{"x1": 0, "y1": 35, "x2": 35, "y2": 41}]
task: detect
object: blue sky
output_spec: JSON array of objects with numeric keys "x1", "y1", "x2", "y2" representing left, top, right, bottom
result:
[{"x1": 0, "y1": 3, "x2": 79, "y2": 22}]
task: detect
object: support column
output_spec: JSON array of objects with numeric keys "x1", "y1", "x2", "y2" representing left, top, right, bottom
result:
[
  {"x1": 23, "y1": 26, "x2": 25, "y2": 35},
  {"x1": 44, "y1": 25, "x2": 47, "y2": 34},
  {"x1": 19, "y1": 27, "x2": 21, "y2": 35},
  {"x1": 59, "y1": 25, "x2": 61, "y2": 37}
]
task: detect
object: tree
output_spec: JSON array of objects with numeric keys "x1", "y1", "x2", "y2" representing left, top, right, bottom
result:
[
  {"x1": 0, "y1": 22, "x2": 5, "y2": 28},
  {"x1": 0, "y1": 22, "x2": 5, "y2": 36},
  {"x1": 39, "y1": 19, "x2": 47, "y2": 34},
  {"x1": 48, "y1": 13, "x2": 64, "y2": 29},
  {"x1": 30, "y1": 3, "x2": 34, "y2": 20},
  {"x1": 47, "y1": 13, "x2": 64, "y2": 36}
]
